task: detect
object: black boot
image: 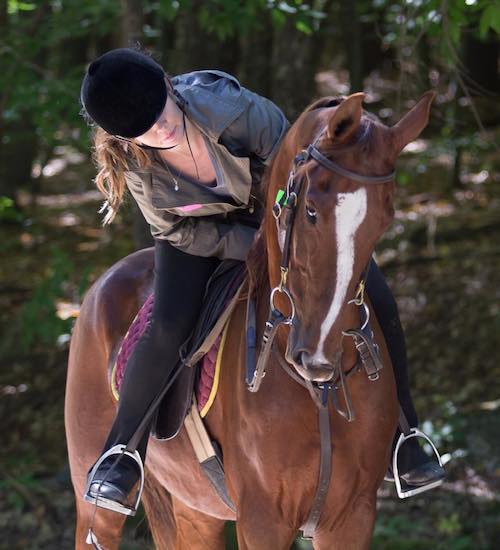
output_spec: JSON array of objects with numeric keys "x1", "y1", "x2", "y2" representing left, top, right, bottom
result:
[
  {"x1": 84, "y1": 446, "x2": 143, "y2": 516},
  {"x1": 365, "y1": 260, "x2": 445, "y2": 495},
  {"x1": 385, "y1": 432, "x2": 445, "y2": 487}
]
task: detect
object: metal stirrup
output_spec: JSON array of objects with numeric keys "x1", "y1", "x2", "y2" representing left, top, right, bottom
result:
[
  {"x1": 83, "y1": 444, "x2": 145, "y2": 516},
  {"x1": 392, "y1": 429, "x2": 444, "y2": 499}
]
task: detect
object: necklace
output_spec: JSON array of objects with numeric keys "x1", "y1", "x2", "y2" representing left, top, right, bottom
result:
[
  {"x1": 163, "y1": 161, "x2": 181, "y2": 192},
  {"x1": 159, "y1": 113, "x2": 200, "y2": 192}
]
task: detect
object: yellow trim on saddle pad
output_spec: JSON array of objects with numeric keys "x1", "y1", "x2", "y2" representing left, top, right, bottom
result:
[
  {"x1": 111, "y1": 362, "x2": 120, "y2": 402},
  {"x1": 200, "y1": 321, "x2": 230, "y2": 418}
]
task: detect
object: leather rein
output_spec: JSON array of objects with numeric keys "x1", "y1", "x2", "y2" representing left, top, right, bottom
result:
[{"x1": 245, "y1": 137, "x2": 395, "y2": 540}]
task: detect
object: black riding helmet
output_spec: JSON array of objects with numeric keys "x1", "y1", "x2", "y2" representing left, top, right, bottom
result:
[{"x1": 80, "y1": 48, "x2": 168, "y2": 138}]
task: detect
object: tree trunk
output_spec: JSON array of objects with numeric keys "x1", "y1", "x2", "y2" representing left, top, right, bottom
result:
[
  {"x1": 339, "y1": 0, "x2": 363, "y2": 92},
  {"x1": 0, "y1": 1, "x2": 49, "y2": 202},
  {"x1": 271, "y1": 18, "x2": 318, "y2": 120},
  {"x1": 238, "y1": 10, "x2": 274, "y2": 97},
  {"x1": 121, "y1": 0, "x2": 154, "y2": 249},
  {"x1": 121, "y1": 0, "x2": 144, "y2": 47},
  {"x1": 462, "y1": 28, "x2": 499, "y2": 96}
]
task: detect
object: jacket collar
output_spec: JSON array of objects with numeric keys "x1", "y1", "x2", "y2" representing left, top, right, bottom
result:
[{"x1": 171, "y1": 70, "x2": 245, "y2": 141}]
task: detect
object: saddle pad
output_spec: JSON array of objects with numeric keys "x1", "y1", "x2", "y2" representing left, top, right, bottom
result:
[
  {"x1": 111, "y1": 292, "x2": 154, "y2": 401},
  {"x1": 111, "y1": 311, "x2": 228, "y2": 418},
  {"x1": 111, "y1": 260, "x2": 246, "y2": 425},
  {"x1": 197, "y1": 323, "x2": 230, "y2": 417}
]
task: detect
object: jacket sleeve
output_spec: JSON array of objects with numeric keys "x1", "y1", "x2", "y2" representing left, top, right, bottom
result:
[
  {"x1": 155, "y1": 216, "x2": 256, "y2": 261},
  {"x1": 125, "y1": 171, "x2": 257, "y2": 261},
  {"x1": 218, "y1": 86, "x2": 290, "y2": 166}
]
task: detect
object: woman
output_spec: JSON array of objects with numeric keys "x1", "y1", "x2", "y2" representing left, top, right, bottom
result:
[{"x1": 79, "y1": 47, "x2": 444, "y2": 516}]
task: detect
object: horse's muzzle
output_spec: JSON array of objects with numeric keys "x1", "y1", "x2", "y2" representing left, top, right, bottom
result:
[{"x1": 288, "y1": 349, "x2": 341, "y2": 383}]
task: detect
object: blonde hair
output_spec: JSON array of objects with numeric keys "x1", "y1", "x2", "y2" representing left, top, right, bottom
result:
[
  {"x1": 91, "y1": 128, "x2": 151, "y2": 224},
  {"x1": 89, "y1": 72, "x2": 175, "y2": 224}
]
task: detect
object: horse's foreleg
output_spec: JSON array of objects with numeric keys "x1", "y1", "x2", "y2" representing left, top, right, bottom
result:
[
  {"x1": 65, "y1": 299, "x2": 124, "y2": 549},
  {"x1": 171, "y1": 496, "x2": 226, "y2": 550},
  {"x1": 73, "y1": 499, "x2": 127, "y2": 550},
  {"x1": 312, "y1": 490, "x2": 377, "y2": 550},
  {"x1": 235, "y1": 499, "x2": 298, "y2": 550}
]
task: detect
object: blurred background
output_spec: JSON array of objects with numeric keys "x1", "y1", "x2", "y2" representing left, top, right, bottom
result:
[{"x1": 0, "y1": 0, "x2": 499, "y2": 548}]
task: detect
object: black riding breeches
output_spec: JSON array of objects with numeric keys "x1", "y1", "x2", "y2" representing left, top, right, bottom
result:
[
  {"x1": 365, "y1": 259, "x2": 418, "y2": 429},
  {"x1": 102, "y1": 239, "x2": 220, "y2": 459}
]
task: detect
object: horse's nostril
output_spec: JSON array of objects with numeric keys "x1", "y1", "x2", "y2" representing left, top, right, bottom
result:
[
  {"x1": 292, "y1": 349, "x2": 310, "y2": 368},
  {"x1": 300, "y1": 351, "x2": 313, "y2": 368},
  {"x1": 291, "y1": 351, "x2": 302, "y2": 366}
]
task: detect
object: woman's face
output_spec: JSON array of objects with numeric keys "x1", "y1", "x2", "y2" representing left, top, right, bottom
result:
[{"x1": 134, "y1": 92, "x2": 185, "y2": 148}]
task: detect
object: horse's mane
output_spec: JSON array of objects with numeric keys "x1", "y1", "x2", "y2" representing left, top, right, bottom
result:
[{"x1": 246, "y1": 96, "x2": 346, "y2": 291}]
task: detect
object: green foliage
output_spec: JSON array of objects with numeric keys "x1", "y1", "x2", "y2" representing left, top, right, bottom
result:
[
  {"x1": 0, "y1": 0, "x2": 122, "y2": 158},
  {"x1": 4, "y1": 246, "x2": 89, "y2": 353},
  {"x1": 17, "y1": 247, "x2": 73, "y2": 350},
  {"x1": 197, "y1": 0, "x2": 267, "y2": 40},
  {"x1": 374, "y1": 0, "x2": 498, "y2": 63},
  {"x1": 7, "y1": 1, "x2": 36, "y2": 14},
  {"x1": 479, "y1": 2, "x2": 500, "y2": 37},
  {"x1": 0, "y1": 196, "x2": 23, "y2": 223},
  {"x1": 156, "y1": 0, "x2": 326, "y2": 40}
]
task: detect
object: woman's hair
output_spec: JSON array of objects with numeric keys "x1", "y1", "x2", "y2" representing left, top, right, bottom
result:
[
  {"x1": 82, "y1": 45, "x2": 172, "y2": 224},
  {"x1": 92, "y1": 129, "x2": 150, "y2": 224}
]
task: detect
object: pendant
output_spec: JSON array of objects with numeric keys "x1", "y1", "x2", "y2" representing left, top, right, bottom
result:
[{"x1": 174, "y1": 180, "x2": 179, "y2": 192}]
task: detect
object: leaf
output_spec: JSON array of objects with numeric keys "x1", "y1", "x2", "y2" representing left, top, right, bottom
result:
[
  {"x1": 479, "y1": 4, "x2": 500, "y2": 38},
  {"x1": 295, "y1": 19, "x2": 312, "y2": 35},
  {"x1": 271, "y1": 8, "x2": 287, "y2": 27},
  {"x1": 7, "y1": 0, "x2": 36, "y2": 14}
]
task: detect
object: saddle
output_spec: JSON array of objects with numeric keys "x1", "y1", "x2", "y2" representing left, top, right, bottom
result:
[{"x1": 111, "y1": 259, "x2": 247, "y2": 440}]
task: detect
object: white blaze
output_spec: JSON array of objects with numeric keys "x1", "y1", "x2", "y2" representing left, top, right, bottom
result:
[{"x1": 312, "y1": 188, "x2": 368, "y2": 363}]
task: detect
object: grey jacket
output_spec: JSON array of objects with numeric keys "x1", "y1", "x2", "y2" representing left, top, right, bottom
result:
[{"x1": 124, "y1": 69, "x2": 289, "y2": 260}]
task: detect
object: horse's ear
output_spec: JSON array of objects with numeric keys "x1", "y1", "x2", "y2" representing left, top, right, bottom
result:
[
  {"x1": 326, "y1": 92, "x2": 365, "y2": 144},
  {"x1": 390, "y1": 91, "x2": 436, "y2": 155}
]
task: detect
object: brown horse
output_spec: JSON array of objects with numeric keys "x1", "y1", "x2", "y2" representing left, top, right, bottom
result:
[{"x1": 65, "y1": 91, "x2": 434, "y2": 549}]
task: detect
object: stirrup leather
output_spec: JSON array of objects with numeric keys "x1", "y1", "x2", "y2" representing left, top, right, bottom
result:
[
  {"x1": 83, "y1": 444, "x2": 145, "y2": 516},
  {"x1": 393, "y1": 429, "x2": 444, "y2": 499}
]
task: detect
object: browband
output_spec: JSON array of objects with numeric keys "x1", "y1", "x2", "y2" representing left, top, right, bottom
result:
[{"x1": 305, "y1": 144, "x2": 395, "y2": 185}]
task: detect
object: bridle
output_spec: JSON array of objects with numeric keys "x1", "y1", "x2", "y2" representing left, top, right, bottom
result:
[
  {"x1": 244, "y1": 132, "x2": 396, "y2": 540},
  {"x1": 247, "y1": 133, "x2": 395, "y2": 395}
]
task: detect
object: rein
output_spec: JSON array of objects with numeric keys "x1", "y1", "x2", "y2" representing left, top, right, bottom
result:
[{"x1": 245, "y1": 138, "x2": 394, "y2": 540}]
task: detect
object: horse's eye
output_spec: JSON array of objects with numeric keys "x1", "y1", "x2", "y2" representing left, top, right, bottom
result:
[{"x1": 306, "y1": 205, "x2": 317, "y2": 224}]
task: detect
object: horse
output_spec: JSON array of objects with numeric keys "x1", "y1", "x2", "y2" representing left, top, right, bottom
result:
[{"x1": 65, "y1": 90, "x2": 435, "y2": 549}]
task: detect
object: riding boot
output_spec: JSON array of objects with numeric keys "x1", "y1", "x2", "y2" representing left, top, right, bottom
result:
[
  {"x1": 84, "y1": 240, "x2": 219, "y2": 515},
  {"x1": 365, "y1": 260, "x2": 445, "y2": 491}
]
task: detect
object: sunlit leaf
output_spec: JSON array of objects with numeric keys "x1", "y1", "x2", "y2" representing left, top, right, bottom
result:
[{"x1": 295, "y1": 19, "x2": 312, "y2": 35}]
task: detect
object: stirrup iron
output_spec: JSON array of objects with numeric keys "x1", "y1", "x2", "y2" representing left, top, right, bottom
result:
[
  {"x1": 393, "y1": 429, "x2": 444, "y2": 499},
  {"x1": 83, "y1": 444, "x2": 144, "y2": 516}
]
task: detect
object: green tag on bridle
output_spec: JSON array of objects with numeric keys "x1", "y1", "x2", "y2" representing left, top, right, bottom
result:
[{"x1": 275, "y1": 189, "x2": 287, "y2": 206}]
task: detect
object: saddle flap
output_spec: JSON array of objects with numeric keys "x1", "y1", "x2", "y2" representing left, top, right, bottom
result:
[{"x1": 151, "y1": 364, "x2": 197, "y2": 440}]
